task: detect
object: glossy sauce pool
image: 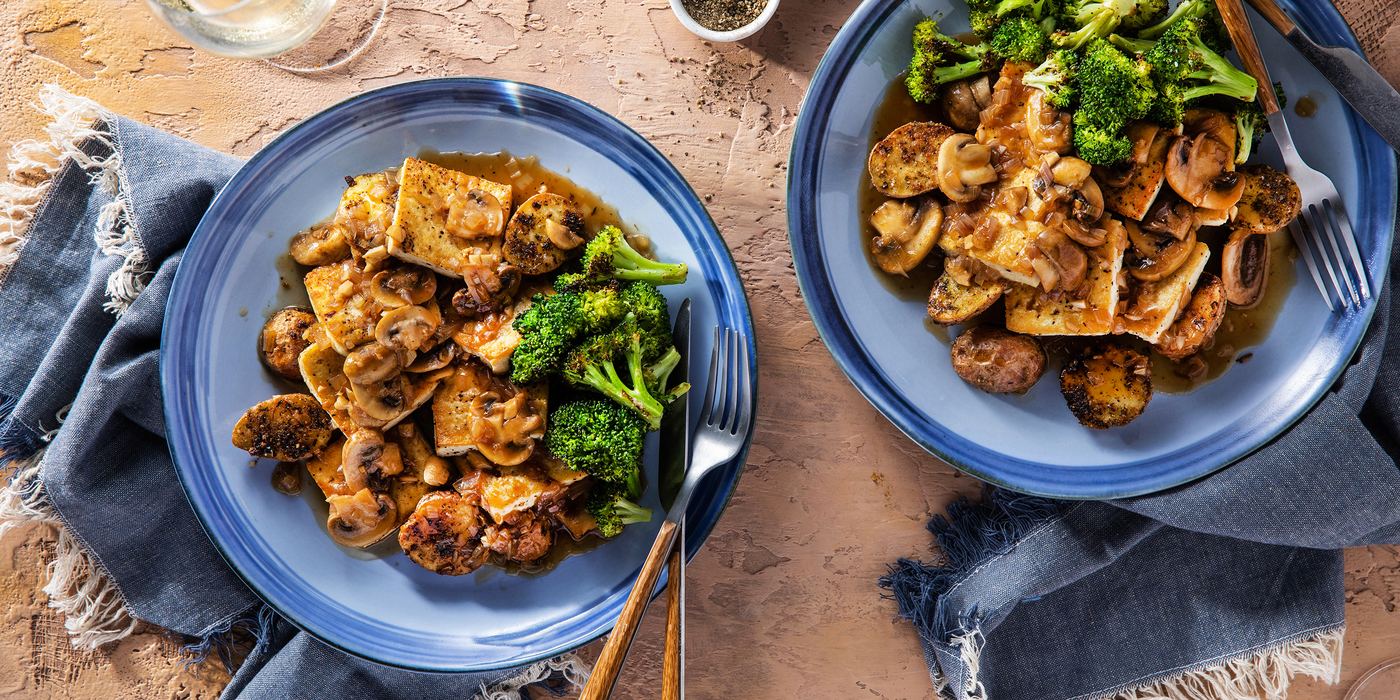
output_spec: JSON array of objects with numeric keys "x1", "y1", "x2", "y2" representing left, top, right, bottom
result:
[{"x1": 860, "y1": 74, "x2": 1296, "y2": 395}]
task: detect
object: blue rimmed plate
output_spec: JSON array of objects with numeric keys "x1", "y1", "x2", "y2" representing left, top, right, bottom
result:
[
  {"x1": 161, "y1": 78, "x2": 757, "y2": 672},
  {"x1": 788, "y1": 0, "x2": 1394, "y2": 499}
]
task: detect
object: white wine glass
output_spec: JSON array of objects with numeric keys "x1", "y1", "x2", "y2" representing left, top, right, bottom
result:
[{"x1": 144, "y1": 0, "x2": 386, "y2": 72}]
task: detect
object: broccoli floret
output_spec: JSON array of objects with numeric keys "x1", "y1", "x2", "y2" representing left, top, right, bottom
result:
[
  {"x1": 1144, "y1": 17, "x2": 1258, "y2": 102},
  {"x1": 1076, "y1": 38, "x2": 1155, "y2": 129},
  {"x1": 1053, "y1": 0, "x2": 1161, "y2": 49},
  {"x1": 1023, "y1": 49, "x2": 1078, "y2": 108},
  {"x1": 545, "y1": 399, "x2": 647, "y2": 482},
  {"x1": 987, "y1": 15, "x2": 1051, "y2": 63},
  {"x1": 619, "y1": 280, "x2": 673, "y2": 351},
  {"x1": 906, "y1": 19, "x2": 995, "y2": 103},
  {"x1": 1233, "y1": 83, "x2": 1286, "y2": 164},
  {"x1": 1073, "y1": 111, "x2": 1134, "y2": 165},
  {"x1": 564, "y1": 313, "x2": 675, "y2": 429},
  {"x1": 576, "y1": 225, "x2": 687, "y2": 286},
  {"x1": 1136, "y1": 0, "x2": 1231, "y2": 53},
  {"x1": 1148, "y1": 80, "x2": 1187, "y2": 127},
  {"x1": 587, "y1": 480, "x2": 653, "y2": 538},
  {"x1": 510, "y1": 287, "x2": 626, "y2": 384}
]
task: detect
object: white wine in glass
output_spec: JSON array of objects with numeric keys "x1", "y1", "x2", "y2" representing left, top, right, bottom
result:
[{"x1": 146, "y1": 0, "x2": 384, "y2": 70}]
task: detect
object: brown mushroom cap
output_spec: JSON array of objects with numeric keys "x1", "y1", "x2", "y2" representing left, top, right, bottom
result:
[
  {"x1": 1140, "y1": 189, "x2": 1195, "y2": 241},
  {"x1": 370, "y1": 267, "x2": 437, "y2": 308},
  {"x1": 939, "y1": 133, "x2": 998, "y2": 203},
  {"x1": 406, "y1": 341, "x2": 458, "y2": 373},
  {"x1": 1126, "y1": 220, "x2": 1196, "y2": 282},
  {"x1": 1165, "y1": 134, "x2": 1245, "y2": 210},
  {"x1": 445, "y1": 188, "x2": 505, "y2": 239},
  {"x1": 351, "y1": 375, "x2": 410, "y2": 421},
  {"x1": 869, "y1": 198, "x2": 944, "y2": 275},
  {"x1": 941, "y1": 78, "x2": 990, "y2": 132},
  {"x1": 376, "y1": 305, "x2": 438, "y2": 351},
  {"x1": 289, "y1": 223, "x2": 351, "y2": 266},
  {"x1": 344, "y1": 342, "x2": 401, "y2": 385},
  {"x1": 1035, "y1": 229, "x2": 1088, "y2": 292},
  {"x1": 326, "y1": 488, "x2": 398, "y2": 548},
  {"x1": 1222, "y1": 229, "x2": 1270, "y2": 308}
]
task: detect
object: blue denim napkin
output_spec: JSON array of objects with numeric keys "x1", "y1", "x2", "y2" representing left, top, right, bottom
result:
[
  {"x1": 882, "y1": 235, "x2": 1400, "y2": 695},
  {"x1": 0, "y1": 86, "x2": 584, "y2": 698}
]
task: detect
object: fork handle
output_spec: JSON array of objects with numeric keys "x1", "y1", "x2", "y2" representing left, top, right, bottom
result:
[
  {"x1": 1218, "y1": 0, "x2": 1281, "y2": 115},
  {"x1": 580, "y1": 519, "x2": 679, "y2": 700}
]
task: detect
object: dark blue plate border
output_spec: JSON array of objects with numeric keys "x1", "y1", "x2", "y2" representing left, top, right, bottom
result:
[
  {"x1": 161, "y1": 78, "x2": 757, "y2": 672},
  {"x1": 786, "y1": 0, "x2": 1395, "y2": 499}
]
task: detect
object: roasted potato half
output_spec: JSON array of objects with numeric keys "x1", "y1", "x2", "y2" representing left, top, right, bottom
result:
[
  {"x1": 1232, "y1": 164, "x2": 1301, "y2": 235},
  {"x1": 867, "y1": 122, "x2": 955, "y2": 198},
  {"x1": 950, "y1": 326, "x2": 1046, "y2": 395},
  {"x1": 928, "y1": 271, "x2": 1005, "y2": 326},
  {"x1": 502, "y1": 193, "x2": 586, "y2": 275},
  {"x1": 1060, "y1": 343, "x2": 1152, "y2": 429},
  {"x1": 232, "y1": 394, "x2": 335, "y2": 461},
  {"x1": 1154, "y1": 273, "x2": 1227, "y2": 360},
  {"x1": 260, "y1": 307, "x2": 316, "y2": 381}
]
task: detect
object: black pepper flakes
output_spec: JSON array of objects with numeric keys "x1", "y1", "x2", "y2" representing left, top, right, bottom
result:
[{"x1": 682, "y1": 0, "x2": 766, "y2": 32}]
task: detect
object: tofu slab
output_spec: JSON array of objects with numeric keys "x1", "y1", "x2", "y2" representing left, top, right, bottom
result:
[
  {"x1": 1102, "y1": 123, "x2": 1179, "y2": 221},
  {"x1": 939, "y1": 169, "x2": 1044, "y2": 286},
  {"x1": 336, "y1": 172, "x2": 398, "y2": 249},
  {"x1": 386, "y1": 157, "x2": 513, "y2": 278},
  {"x1": 298, "y1": 340, "x2": 440, "y2": 433},
  {"x1": 1004, "y1": 220, "x2": 1128, "y2": 336},
  {"x1": 433, "y1": 362, "x2": 547, "y2": 457},
  {"x1": 1114, "y1": 242, "x2": 1211, "y2": 344},
  {"x1": 303, "y1": 258, "x2": 383, "y2": 353}
]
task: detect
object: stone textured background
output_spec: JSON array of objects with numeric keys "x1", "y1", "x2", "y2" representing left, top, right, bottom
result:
[{"x1": 1, "y1": 0, "x2": 1398, "y2": 698}]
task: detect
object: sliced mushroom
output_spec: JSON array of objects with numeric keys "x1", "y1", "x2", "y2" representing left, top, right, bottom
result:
[
  {"x1": 1165, "y1": 134, "x2": 1245, "y2": 210},
  {"x1": 375, "y1": 305, "x2": 437, "y2": 351},
  {"x1": 1069, "y1": 177, "x2": 1105, "y2": 225},
  {"x1": 1222, "y1": 229, "x2": 1270, "y2": 308},
  {"x1": 1232, "y1": 165, "x2": 1301, "y2": 235},
  {"x1": 939, "y1": 133, "x2": 998, "y2": 203},
  {"x1": 1036, "y1": 229, "x2": 1089, "y2": 292},
  {"x1": 1126, "y1": 220, "x2": 1197, "y2": 282},
  {"x1": 352, "y1": 375, "x2": 410, "y2": 421},
  {"x1": 289, "y1": 223, "x2": 351, "y2": 266},
  {"x1": 1141, "y1": 189, "x2": 1195, "y2": 241},
  {"x1": 344, "y1": 342, "x2": 401, "y2": 385},
  {"x1": 545, "y1": 218, "x2": 584, "y2": 250},
  {"x1": 1061, "y1": 220, "x2": 1108, "y2": 248},
  {"x1": 445, "y1": 188, "x2": 505, "y2": 239},
  {"x1": 453, "y1": 265, "x2": 522, "y2": 317},
  {"x1": 1027, "y1": 89, "x2": 1074, "y2": 154},
  {"x1": 502, "y1": 193, "x2": 585, "y2": 275},
  {"x1": 1182, "y1": 108, "x2": 1238, "y2": 155},
  {"x1": 941, "y1": 78, "x2": 991, "y2": 132},
  {"x1": 406, "y1": 342, "x2": 457, "y2": 372},
  {"x1": 869, "y1": 198, "x2": 944, "y2": 275},
  {"x1": 370, "y1": 266, "x2": 437, "y2": 308},
  {"x1": 326, "y1": 488, "x2": 398, "y2": 548}
]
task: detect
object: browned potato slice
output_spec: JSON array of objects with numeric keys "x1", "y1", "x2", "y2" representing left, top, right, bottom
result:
[
  {"x1": 867, "y1": 122, "x2": 955, "y2": 198},
  {"x1": 1232, "y1": 165, "x2": 1301, "y2": 235},
  {"x1": 260, "y1": 307, "x2": 316, "y2": 381},
  {"x1": 1060, "y1": 343, "x2": 1152, "y2": 429},
  {"x1": 928, "y1": 271, "x2": 1005, "y2": 326},
  {"x1": 1154, "y1": 273, "x2": 1227, "y2": 360},
  {"x1": 399, "y1": 491, "x2": 488, "y2": 575},
  {"x1": 232, "y1": 394, "x2": 334, "y2": 461},
  {"x1": 502, "y1": 193, "x2": 586, "y2": 275},
  {"x1": 950, "y1": 327, "x2": 1046, "y2": 395}
]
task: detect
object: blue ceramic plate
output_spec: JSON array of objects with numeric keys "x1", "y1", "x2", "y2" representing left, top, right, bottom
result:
[
  {"x1": 788, "y1": 1, "x2": 1395, "y2": 499},
  {"x1": 162, "y1": 78, "x2": 757, "y2": 672}
]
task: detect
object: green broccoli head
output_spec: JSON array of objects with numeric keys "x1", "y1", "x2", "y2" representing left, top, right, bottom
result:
[
  {"x1": 620, "y1": 280, "x2": 672, "y2": 348},
  {"x1": 578, "y1": 226, "x2": 688, "y2": 286},
  {"x1": 907, "y1": 19, "x2": 996, "y2": 103},
  {"x1": 1118, "y1": 0, "x2": 1166, "y2": 31},
  {"x1": 1052, "y1": 0, "x2": 1157, "y2": 49},
  {"x1": 970, "y1": 0, "x2": 1060, "y2": 39},
  {"x1": 510, "y1": 287, "x2": 628, "y2": 384},
  {"x1": 1148, "y1": 80, "x2": 1186, "y2": 126},
  {"x1": 1075, "y1": 38, "x2": 1155, "y2": 128},
  {"x1": 1023, "y1": 49, "x2": 1078, "y2": 108},
  {"x1": 1073, "y1": 110, "x2": 1133, "y2": 165},
  {"x1": 587, "y1": 480, "x2": 654, "y2": 538},
  {"x1": 545, "y1": 399, "x2": 647, "y2": 482},
  {"x1": 987, "y1": 15, "x2": 1051, "y2": 64},
  {"x1": 1145, "y1": 16, "x2": 1257, "y2": 103},
  {"x1": 1136, "y1": 0, "x2": 1231, "y2": 53}
]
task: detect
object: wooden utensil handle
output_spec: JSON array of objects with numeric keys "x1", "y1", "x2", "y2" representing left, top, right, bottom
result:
[
  {"x1": 579, "y1": 519, "x2": 679, "y2": 700},
  {"x1": 1243, "y1": 0, "x2": 1296, "y2": 36},
  {"x1": 1218, "y1": 0, "x2": 1280, "y2": 115},
  {"x1": 662, "y1": 547, "x2": 682, "y2": 700}
]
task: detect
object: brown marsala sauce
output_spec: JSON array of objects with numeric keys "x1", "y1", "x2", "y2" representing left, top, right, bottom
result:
[{"x1": 860, "y1": 73, "x2": 1296, "y2": 395}]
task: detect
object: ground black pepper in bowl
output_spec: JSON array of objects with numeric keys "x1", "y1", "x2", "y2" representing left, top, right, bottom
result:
[{"x1": 682, "y1": 0, "x2": 767, "y2": 32}]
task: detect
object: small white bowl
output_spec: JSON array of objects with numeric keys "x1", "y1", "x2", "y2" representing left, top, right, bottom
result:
[{"x1": 669, "y1": 0, "x2": 780, "y2": 42}]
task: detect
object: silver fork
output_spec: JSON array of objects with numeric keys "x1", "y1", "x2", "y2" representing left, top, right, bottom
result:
[
  {"x1": 1219, "y1": 0, "x2": 1371, "y2": 312},
  {"x1": 580, "y1": 327, "x2": 753, "y2": 700}
]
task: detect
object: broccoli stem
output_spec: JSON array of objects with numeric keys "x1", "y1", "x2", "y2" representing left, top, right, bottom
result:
[
  {"x1": 1053, "y1": 11, "x2": 1117, "y2": 50},
  {"x1": 931, "y1": 60, "x2": 988, "y2": 85},
  {"x1": 614, "y1": 496, "x2": 653, "y2": 526},
  {"x1": 647, "y1": 347, "x2": 682, "y2": 389},
  {"x1": 1109, "y1": 34, "x2": 1154, "y2": 54},
  {"x1": 1182, "y1": 46, "x2": 1258, "y2": 101},
  {"x1": 1137, "y1": 0, "x2": 1201, "y2": 39},
  {"x1": 578, "y1": 359, "x2": 666, "y2": 430},
  {"x1": 612, "y1": 243, "x2": 688, "y2": 285}
]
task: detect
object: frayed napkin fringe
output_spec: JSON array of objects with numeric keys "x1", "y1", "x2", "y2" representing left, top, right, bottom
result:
[
  {"x1": 481, "y1": 651, "x2": 590, "y2": 699},
  {"x1": 0, "y1": 406, "x2": 139, "y2": 650},
  {"x1": 178, "y1": 604, "x2": 277, "y2": 676},
  {"x1": 0, "y1": 84, "x2": 147, "y2": 317},
  {"x1": 1099, "y1": 627, "x2": 1344, "y2": 700}
]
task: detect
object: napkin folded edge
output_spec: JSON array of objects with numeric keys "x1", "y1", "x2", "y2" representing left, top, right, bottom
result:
[{"x1": 881, "y1": 488, "x2": 1343, "y2": 700}]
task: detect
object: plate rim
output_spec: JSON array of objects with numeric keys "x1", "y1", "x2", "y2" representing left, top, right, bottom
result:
[
  {"x1": 160, "y1": 76, "x2": 758, "y2": 671},
  {"x1": 785, "y1": 0, "x2": 1396, "y2": 499}
]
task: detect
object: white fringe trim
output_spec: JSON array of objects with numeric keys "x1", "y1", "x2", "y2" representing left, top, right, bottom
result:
[
  {"x1": 1109, "y1": 628, "x2": 1344, "y2": 700},
  {"x1": 0, "y1": 84, "x2": 146, "y2": 316},
  {"x1": 479, "y1": 651, "x2": 590, "y2": 699},
  {"x1": 0, "y1": 406, "x2": 138, "y2": 649},
  {"x1": 950, "y1": 627, "x2": 987, "y2": 700}
]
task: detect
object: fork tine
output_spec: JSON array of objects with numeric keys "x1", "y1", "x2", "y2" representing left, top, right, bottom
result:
[
  {"x1": 714, "y1": 329, "x2": 732, "y2": 429},
  {"x1": 733, "y1": 332, "x2": 751, "y2": 436},
  {"x1": 700, "y1": 326, "x2": 721, "y2": 424},
  {"x1": 1312, "y1": 203, "x2": 1360, "y2": 308},
  {"x1": 1325, "y1": 198, "x2": 1370, "y2": 302},
  {"x1": 1288, "y1": 219, "x2": 1334, "y2": 312},
  {"x1": 1304, "y1": 205, "x2": 1349, "y2": 310}
]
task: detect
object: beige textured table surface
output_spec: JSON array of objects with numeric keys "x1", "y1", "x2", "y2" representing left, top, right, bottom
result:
[{"x1": 3, "y1": 1, "x2": 1400, "y2": 698}]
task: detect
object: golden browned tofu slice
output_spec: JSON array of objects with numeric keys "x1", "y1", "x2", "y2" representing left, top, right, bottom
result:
[
  {"x1": 1101, "y1": 123, "x2": 1179, "y2": 221},
  {"x1": 386, "y1": 157, "x2": 513, "y2": 278},
  {"x1": 388, "y1": 422, "x2": 452, "y2": 516},
  {"x1": 480, "y1": 464, "x2": 567, "y2": 523},
  {"x1": 1114, "y1": 242, "x2": 1210, "y2": 344},
  {"x1": 938, "y1": 170, "x2": 1044, "y2": 286},
  {"x1": 433, "y1": 362, "x2": 547, "y2": 458},
  {"x1": 1004, "y1": 221, "x2": 1127, "y2": 336},
  {"x1": 297, "y1": 340, "x2": 354, "y2": 433},
  {"x1": 303, "y1": 258, "x2": 383, "y2": 353},
  {"x1": 336, "y1": 172, "x2": 398, "y2": 249}
]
